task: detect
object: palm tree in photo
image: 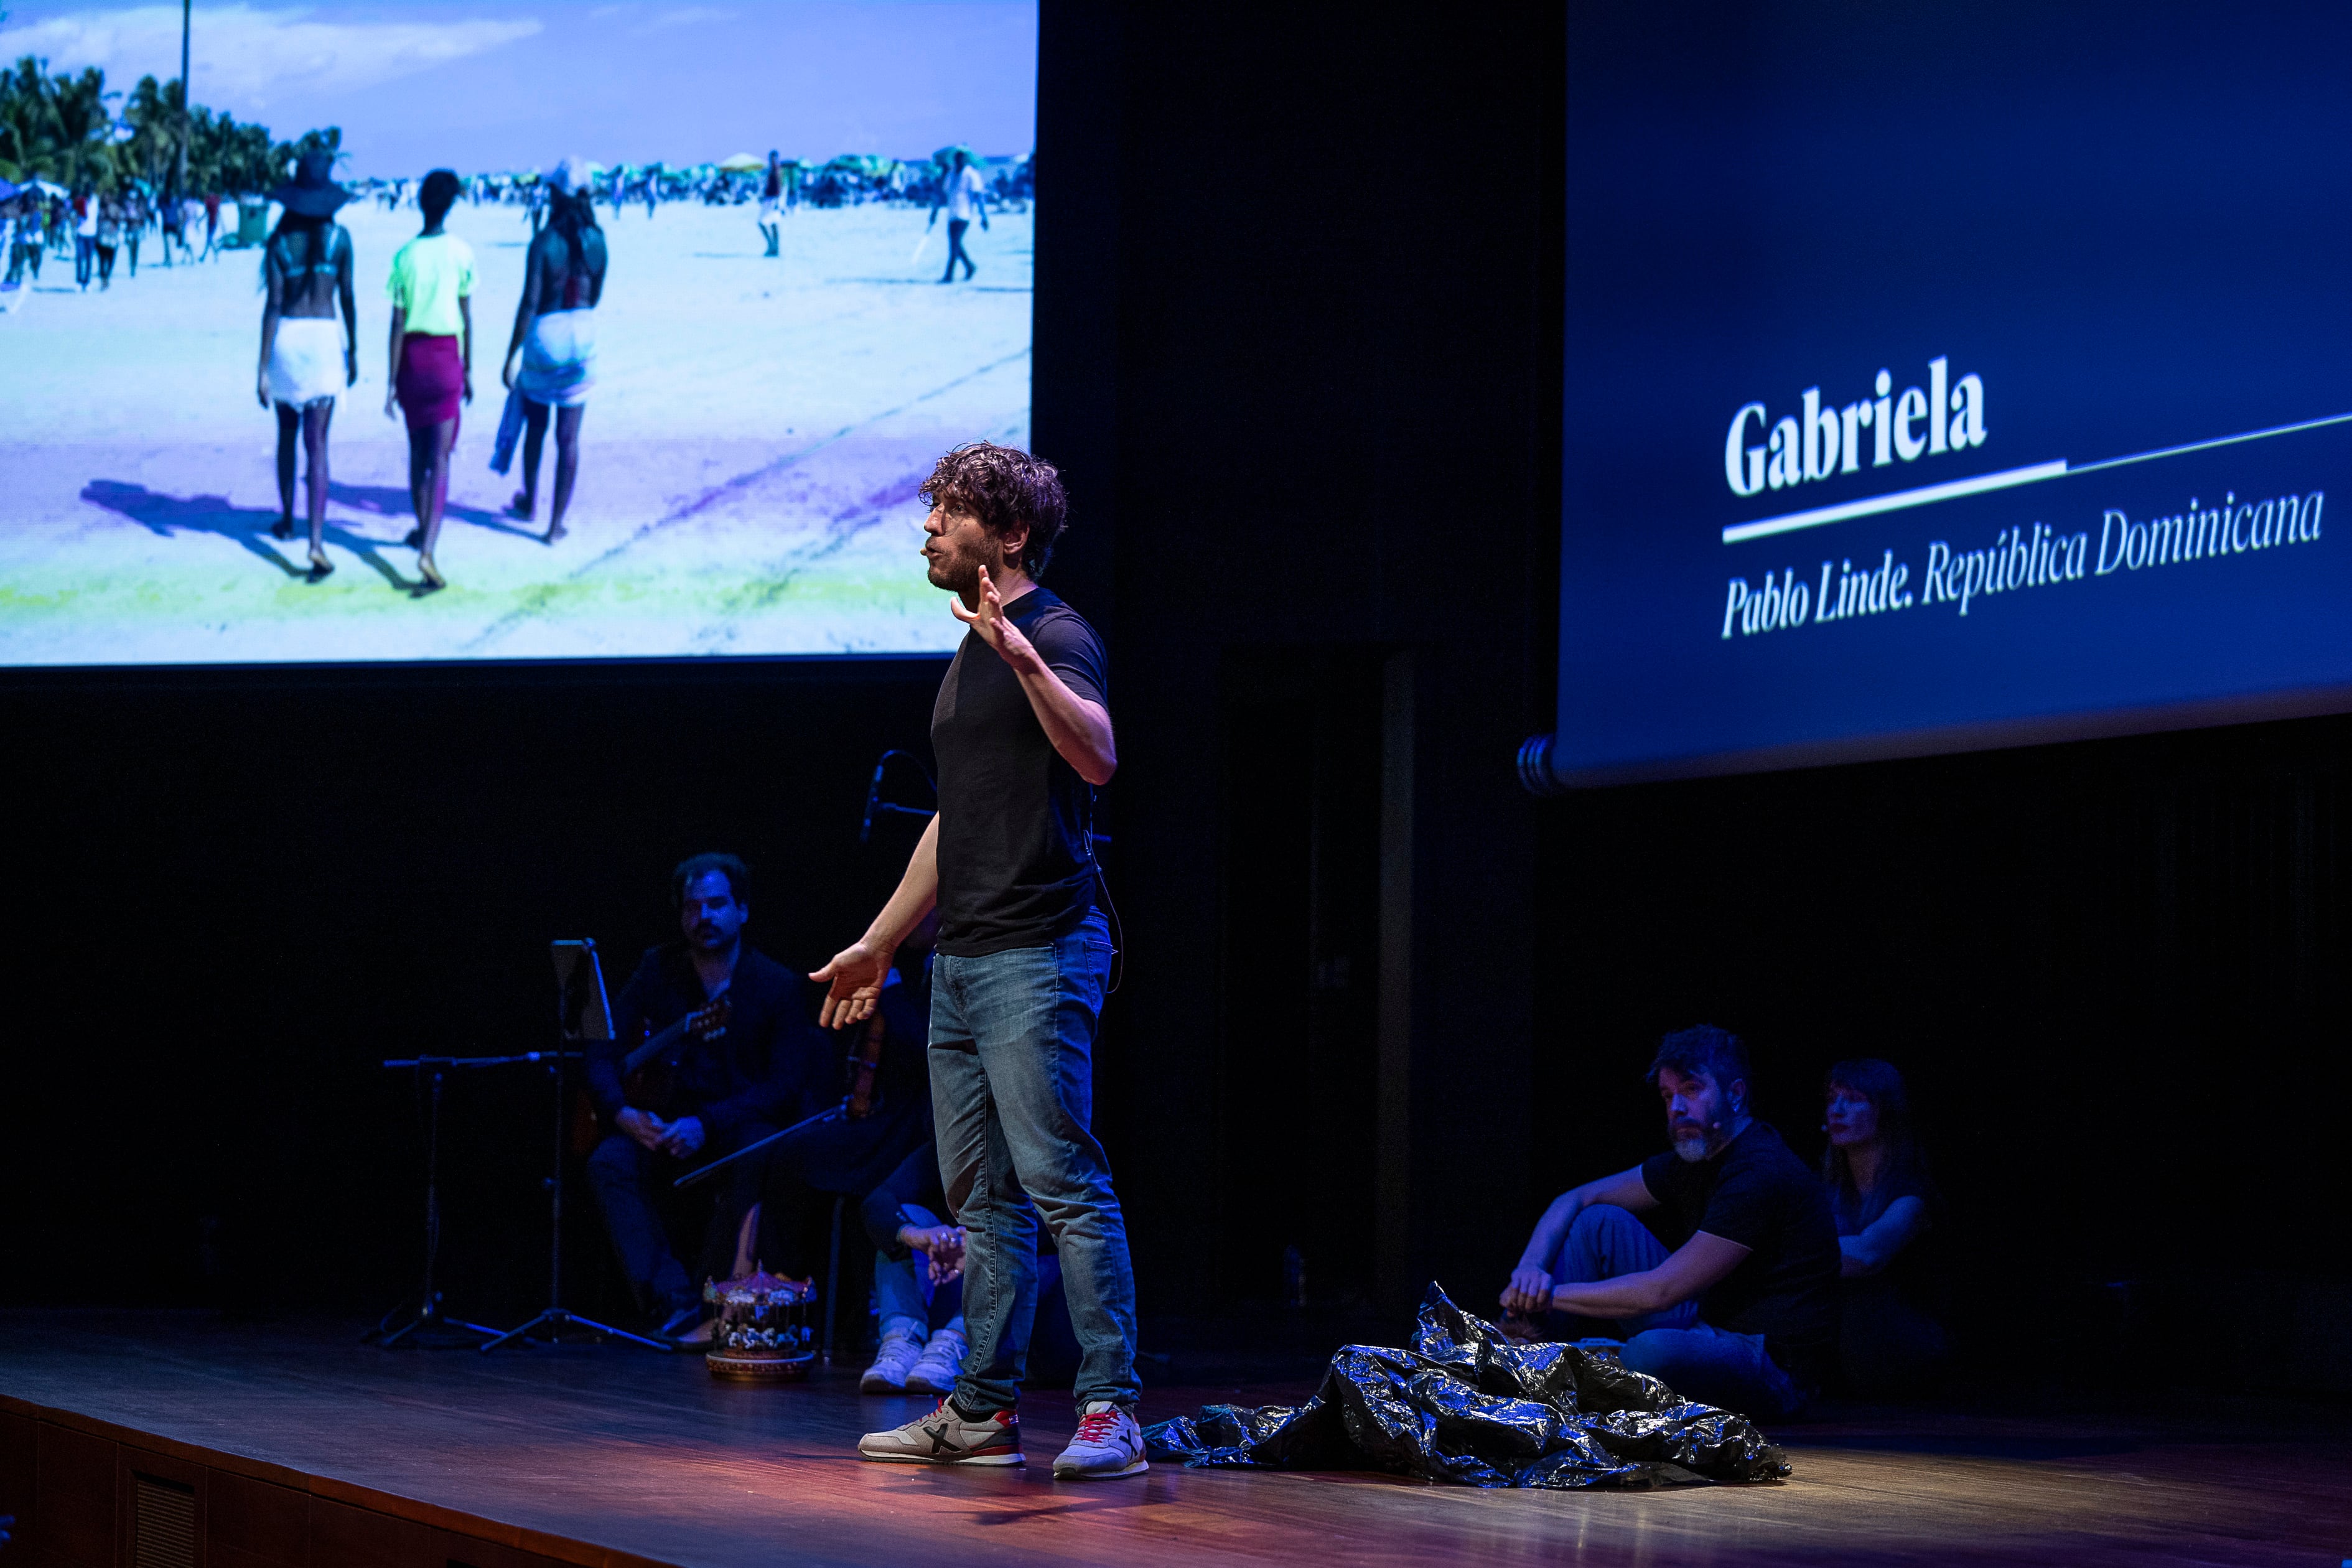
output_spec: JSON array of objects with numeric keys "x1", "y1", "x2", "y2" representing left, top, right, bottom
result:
[
  {"x1": 0, "y1": 59, "x2": 118, "y2": 190},
  {"x1": 47, "y1": 64, "x2": 118, "y2": 192},
  {"x1": 123, "y1": 73, "x2": 182, "y2": 191}
]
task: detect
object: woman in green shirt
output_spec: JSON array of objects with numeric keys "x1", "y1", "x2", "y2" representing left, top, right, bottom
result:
[{"x1": 384, "y1": 168, "x2": 474, "y2": 595}]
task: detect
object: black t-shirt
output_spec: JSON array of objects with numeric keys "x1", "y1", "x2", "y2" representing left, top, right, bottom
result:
[
  {"x1": 930, "y1": 587, "x2": 1107, "y2": 956},
  {"x1": 587, "y1": 943, "x2": 828, "y2": 1134},
  {"x1": 1641, "y1": 1120, "x2": 1841, "y2": 1379}
]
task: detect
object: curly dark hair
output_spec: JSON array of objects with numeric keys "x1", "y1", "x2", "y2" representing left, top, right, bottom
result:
[{"x1": 918, "y1": 442, "x2": 1069, "y2": 577}]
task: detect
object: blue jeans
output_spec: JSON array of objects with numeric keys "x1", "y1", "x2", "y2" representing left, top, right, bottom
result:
[
  {"x1": 941, "y1": 217, "x2": 975, "y2": 281},
  {"x1": 584, "y1": 1118, "x2": 777, "y2": 1315},
  {"x1": 928, "y1": 910, "x2": 1136, "y2": 1412},
  {"x1": 874, "y1": 1248, "x2": 964, "y2": 1335},
  {"x1": 1544, "y1": 1203, "x2": 1811, "y2": 1420}
]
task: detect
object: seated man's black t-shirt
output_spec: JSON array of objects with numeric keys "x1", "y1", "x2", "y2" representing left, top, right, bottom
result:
[
  {"x1": 930, "y1": 586, "x2": 1107, "y2": 956},
  {"x1": 587, "y1": 943, "x2": 828, "y2": 1136},
  {"x1": 1640, "y1": 1120, "x2": 1841, "y2": 1379}
]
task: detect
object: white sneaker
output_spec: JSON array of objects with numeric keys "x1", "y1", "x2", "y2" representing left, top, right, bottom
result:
[
  {"x1": 859, "y1": 1327, "x2": 923, "y2": 1394},
  {"x1": 904, "y1": 1327, "x2": 968, "y2": 1394},
  {"x1": 858, "y1": 1398, "x2": 1025, "y2": 1465},
  {"x1": 1052, "y1": 1400, "x2": 1149, "y2": 1480}
]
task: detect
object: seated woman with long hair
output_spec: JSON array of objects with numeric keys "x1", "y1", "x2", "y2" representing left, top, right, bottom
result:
[{"x1": 1822, "y1": 1058, "x2": 1951, "y2": 1393}]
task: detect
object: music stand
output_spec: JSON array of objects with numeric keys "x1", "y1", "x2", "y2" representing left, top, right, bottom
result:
[{"x1": 480, "y1": 940, "x2": 670, "y2": 1353}]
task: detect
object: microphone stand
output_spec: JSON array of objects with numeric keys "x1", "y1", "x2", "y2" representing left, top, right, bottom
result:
[
  {"x1": 671, "y1": 1101, "x2": 849, "y2": 1190},
  {"x1": 477, "y1": 1057, "x2": 671, "y2": 1353},
  {"x1": 482, "y1": 940, "x2": 670, "y2": 1353},
  {"x1": 859, "y1": 747, "x2": 936, "y2": 843},
  {"x1": 367, "y1": 1052, "x2": 573, "y2": 1348}
]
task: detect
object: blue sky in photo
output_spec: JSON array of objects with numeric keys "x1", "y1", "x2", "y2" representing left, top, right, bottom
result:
[{"x1": 0, "y1": 1, "x2": 1036, "y2": 175}]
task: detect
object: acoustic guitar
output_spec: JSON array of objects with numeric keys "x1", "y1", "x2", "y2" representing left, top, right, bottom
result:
[{"x1": 567, "y1": 992, "x2": 732, "y2": 1154}]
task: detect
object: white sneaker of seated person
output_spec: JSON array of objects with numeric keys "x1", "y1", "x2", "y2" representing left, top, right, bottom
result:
[
  {"x1": 859, "y1": 1398, "x2": 1024, "y2": 1466},
  {"x1": 1053, "y1": 1401, "x2": 1149, "y2": 1480},
  {"x1": 860, "y1": 1325, "x2": 923, "y2": 1394},
  {"x1": 904, "y1": 1326, "x2": 969, "y2": 1394}
]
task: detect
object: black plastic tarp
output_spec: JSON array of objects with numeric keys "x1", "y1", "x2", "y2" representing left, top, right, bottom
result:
[{"x1": 1142, "y1": 1286, "x2": 1791, "y2": 1488}]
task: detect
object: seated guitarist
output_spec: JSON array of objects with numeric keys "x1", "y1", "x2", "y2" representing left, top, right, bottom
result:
[{"x1": 584, "y1": 852, "x2": 826, "y2": 1338}]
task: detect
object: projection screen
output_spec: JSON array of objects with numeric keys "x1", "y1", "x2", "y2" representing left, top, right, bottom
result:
[
  {"x1": 1549, "y1": 4, "x2": 2352, "y2": 786},
  {"x1": 0, "y1": 0, "x2": 1035, "y2": 665}
]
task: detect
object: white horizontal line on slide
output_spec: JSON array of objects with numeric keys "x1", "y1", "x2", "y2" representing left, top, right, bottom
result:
[{"x1": 1720, "y1": 408, "x2": 2352, "y2": 545}]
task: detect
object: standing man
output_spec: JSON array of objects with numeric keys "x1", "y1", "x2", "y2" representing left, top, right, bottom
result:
[
  {"x1": 125, "y1": 186, "x2": 147, "y2": 277},
  {"x1": 927, "y1": 150, "x2": 987, "y2": 283},
  {"x1": 818, "y1": 442, "x2": 1145, "y2": 1480},
  {"x1": 72, "y1": 189, "x2": 96, "y2": 290}
]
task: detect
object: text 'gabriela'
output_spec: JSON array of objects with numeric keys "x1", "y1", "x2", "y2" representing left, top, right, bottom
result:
[{"x1": 1724, "y1": 358, "x2": 1986, "y2": 498}]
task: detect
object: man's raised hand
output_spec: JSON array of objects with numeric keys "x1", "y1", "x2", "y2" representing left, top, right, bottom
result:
[
  {"x1": 809, "y1": 939, "x2": 892, "y2": 1029},
  {"x1": 946, "y1": 562, "x2": 1006, "y2": 647},
  {"x1": 950, "y1": 564, "x2": 1040, "y2": 668}
]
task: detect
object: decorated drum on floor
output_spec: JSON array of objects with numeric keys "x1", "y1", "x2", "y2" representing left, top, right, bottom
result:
[{"x1": 703, "y1": 1270, "x2": 816, "y2": 1381}]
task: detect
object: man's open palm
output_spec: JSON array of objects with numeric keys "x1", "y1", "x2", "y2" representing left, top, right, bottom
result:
[{"x1": 810, "y1": 940, "x2": 890, "y2": 1029}]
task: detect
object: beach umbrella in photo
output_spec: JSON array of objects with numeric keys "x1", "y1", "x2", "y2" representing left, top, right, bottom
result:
[
  {"x1": 717, "y1": 152, "x2": 765, "y2": 172},
  {"x1": 0, "y1": 177, "x2": 18, "y2": 203}
]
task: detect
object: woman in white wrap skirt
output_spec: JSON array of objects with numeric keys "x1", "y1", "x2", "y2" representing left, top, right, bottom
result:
[
  {"x1": 256, "y1": 151, "x2": 357, "y2": 581},
  {"x1": 502, "y1": 155, "x2": 606, "y2": 544}
]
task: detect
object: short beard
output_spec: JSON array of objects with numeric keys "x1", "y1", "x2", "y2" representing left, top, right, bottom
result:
[
  {"x1": 926, "y1": 545, "x2": 981, "y2": 599},
  {"x1": 1671, "y1": 1134, "x2": 1712, "y2": 1163}
]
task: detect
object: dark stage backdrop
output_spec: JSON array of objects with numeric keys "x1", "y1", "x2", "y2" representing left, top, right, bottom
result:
[
  {"x1": 1, "y1": 3, "x2": 2345, "y2": 1396},
  {"x1": 0, "y1": 660, "x2": 950, "y2": 1315},
  {"x1": 1533, "y1": 712, "x2": 2352, "y2": 1386}
]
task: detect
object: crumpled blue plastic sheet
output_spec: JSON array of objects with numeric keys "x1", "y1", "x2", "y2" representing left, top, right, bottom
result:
[{"x1": 1142, "y1": 1284, "x2": 1790, "y2": 1488}]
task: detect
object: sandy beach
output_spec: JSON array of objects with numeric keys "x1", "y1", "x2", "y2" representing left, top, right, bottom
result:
[{"x1": 0, "y1": 197, "x2": 1032, "y2": 663}]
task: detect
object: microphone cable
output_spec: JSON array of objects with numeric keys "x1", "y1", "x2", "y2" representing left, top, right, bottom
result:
[{"x1": 1083, "y1": 785, "x2": 1124, "y2": 996}]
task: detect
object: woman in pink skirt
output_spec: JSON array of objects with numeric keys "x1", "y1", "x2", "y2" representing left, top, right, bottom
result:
[{"x1": 383, "y1": 168, "x2": 474, "y2": 594}]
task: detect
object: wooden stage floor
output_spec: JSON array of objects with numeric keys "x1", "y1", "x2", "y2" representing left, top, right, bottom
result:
[{"x1": 1, "y1": 1311, "x2": 2346, "y2": 1566}]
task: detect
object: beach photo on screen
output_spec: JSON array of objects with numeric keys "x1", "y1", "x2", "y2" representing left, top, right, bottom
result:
[{"x1": 0, "y1": 0, "x2": 1036, "y2": 665}]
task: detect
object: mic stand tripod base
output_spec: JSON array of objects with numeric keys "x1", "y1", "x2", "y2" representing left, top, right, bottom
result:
[
  {"x1": 497, "y1": 954, "x2": 674, "y2": 1356},
  {"x1": 478, "y1": 1305, "x2": 673, "y2": 1354},
  {"x1": 368, "y1": 1291, "x2": 503, "y2": 1349}
]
